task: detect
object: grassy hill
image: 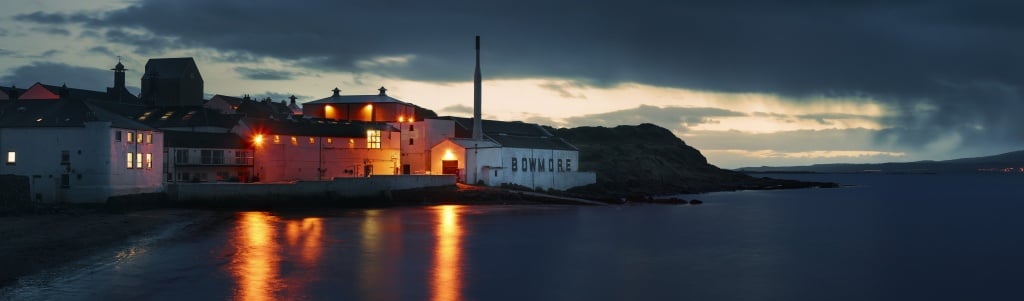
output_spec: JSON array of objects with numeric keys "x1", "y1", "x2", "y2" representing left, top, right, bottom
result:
[{"x1": 546, "y1": 123, "x2": 832, "y2": 196}]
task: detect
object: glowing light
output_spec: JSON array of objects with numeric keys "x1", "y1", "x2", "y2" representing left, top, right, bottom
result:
[
  {"x1": 324, "y1": 104, "x2": 338, "y2": 120},
  {"x1": 253, "y1": 134, "x2": 264, "y2": 146},
  {"x1": 230, "y1": 212, "x2": 281, "y2": 301},
  {"x1": 442, "y1": 149, "x2": 456, "y2": 161},
  {"x1": 398, "y1": 116, "x2": 405, "y2": 122},
  {"x1": 432, "y1": 205, "x2": 463, "y2": 301}
]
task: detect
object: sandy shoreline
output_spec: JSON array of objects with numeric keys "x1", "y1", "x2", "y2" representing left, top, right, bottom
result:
[{"x1": 0, "y1": 209, "x2": 222, "y2": 288}]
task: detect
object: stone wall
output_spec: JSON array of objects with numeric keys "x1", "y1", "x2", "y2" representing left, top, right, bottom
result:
[{"x1": 167, "y1": 175, "x2": 455, "y2": 203}]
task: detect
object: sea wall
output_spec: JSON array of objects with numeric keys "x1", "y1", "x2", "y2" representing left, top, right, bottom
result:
[{"x1": 166, "y1": 175, "x2": 455, "y2": 202}]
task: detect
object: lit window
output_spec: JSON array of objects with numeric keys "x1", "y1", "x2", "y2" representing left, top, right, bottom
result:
[
  {"x1": 136, "y1": 132, "x2": 143, "y2": 143},
  {"x1": 349, "y1": 139, "x2": 355, "y2": 149},
  {"x1": 146, "y1": 133, "x2": 153, "y2": 144},
  {"x1": 309, "y1": 137, "x2": 315, "y2": 144},
  {"x1": 273, "y1": 135, "x2": 281, "y2": 144},
  {"x1": 146, "y1": 153, "x2": 152, "y2": 169},
  {"x1": 291, "y1": 136, "x2": 298, "y2": 145},
  {"x1": 127, "y1": 132, "x2": 134, "y2": 144},
  {"x1": 127, "y1": 152, "x2": 134, "y2": 169},
  {"x1": 6, "y1": 151, "x2": 14, "y2": 165},
  {"x1": 136, "y1": 153, "x2": 143, "y2": 169},
  {"x1": 326, "y1": 138, "x2": 333, "y2": 144},
  {"x1": 367, "y1": 130, "x2": 381, "y2": 149}
]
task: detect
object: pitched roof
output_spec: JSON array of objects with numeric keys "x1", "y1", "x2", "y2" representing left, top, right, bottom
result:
[
  {"x1": 245, "y1": 117, "x2": 396, "y2": 138},
  {"x1": 441, "y1": 116, "x2": 577, "y2": 150},
  {"x1": 305, "y1": 94, "x2": 409, "y2": 105},
  {"x1": 143, "y1": 57, "x2": 199, "y2": 79},
  {"x1": 0, "y1": 97, "x2": 154, "y2": 130},
  {"x1": 164, "y1": 131, "x2": 248, "y2": 149},
  {"x1": 130, "y1": 106, "x2": 242, "y2": 129}
]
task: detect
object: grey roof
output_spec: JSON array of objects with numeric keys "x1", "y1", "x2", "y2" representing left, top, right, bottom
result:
[
  {"x1": 442, "y1": 116, "x2": 577, "y2": 151},
  {"x1": 164, "y1": 131, "x2": 248, "y2": 149},
  {"x1": 143, "y1": 58, "x2": 198, "y2": 79},
  {"x1": 305, "y1": 94, "x2": 409, "y2": 105},
  {"x1": 0, "y1": 97, "x2": 154, "y2": 130},
  {"x1": 244, "y1": 117, "x2": 396, "y2": 138},
  {"x1": 129, "y1": 106, "x2": 242, "y2": 130}
]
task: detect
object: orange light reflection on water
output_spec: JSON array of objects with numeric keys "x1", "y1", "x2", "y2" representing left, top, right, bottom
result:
[
  {"x1": 432, "y1": 205, "x2": 464, "y2": 301},
  {"x1": 231, "y1": 212, "x2": 281, "y2": 301}
]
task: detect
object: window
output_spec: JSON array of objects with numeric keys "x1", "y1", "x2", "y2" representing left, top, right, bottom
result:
[
  {"x1": 409, "y1": 138, "x2": 414, "y2": 145},
  {"x1": 127, "y1": 132, "x2": 134, "y2": 144},
  {"x1": 61, "y1": 150, "x2": 70, "y2": 164},
  {"x1": 136, "y1": 153, "x2": 143, "y2": 169},
  {"x1": 348, "y1": 138, "x2": 355, "y2": 149},
  {"x1": 409, "y1": 124, "x2": 415, "y2": 131},
  {"x1": 146, "y1": 153, "x2": 152, "y2": 169},
  {"x1": 60, "y1": 174, "x2": 69, "y2": 188},
  {"x1": 367, "y1": 130, "x2": 381, "y2": 149},
  {"x1": 201, "y1": 150, "x2": 225, "y2": 165},
  {"x1": 234, "y1": 151, "x2": 252, "y2": 165},
  {"x1": 273, "y1": 135, "x2": 281, "y2": 144},
  {"x1": 136, "y1": 132, "x2": 143, "y2": 143},
  {"x1": 290, "y1": 136, "x2": 298, "y2": 145},
  {"x1": 309, "y1": 137, "x2": 315, "y2": 144},
  {"x1": 127, "y1": 152, "x2": 134, "y2": 169},
  {"x1": 146, "y1": 133, "x2": 153, "y2": 144},
  {"x1": 175, "y1": 149, "x2": 189, "y2": 164},
  {"x1": 6, "y1": 151, "x2": 15, "y2": 165},
  {"x1": 115, "y1": 131, "x2": 122, "y2": 141},
  {"x1": 326, "y1": 138, "x2": 333, "y2": 144}
]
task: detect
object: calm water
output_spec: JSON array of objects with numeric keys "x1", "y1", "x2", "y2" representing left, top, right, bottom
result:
[{"x1": 4, "y1": 173, "x2": 1024, "y2": 300}]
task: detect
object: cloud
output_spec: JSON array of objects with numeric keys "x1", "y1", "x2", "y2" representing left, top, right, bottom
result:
[
  {"x1": 439, "y1": 104, "x2": 473, "y2": 115},
  {"x1": 0, "y1": 62, "x2": 114, "y2": 91},
  {"x1": 234, "y1": 67, "x2": 297, "y2": 80},
  {"x1": 252, "y1": 91, "x2": 312, "y2": 102},
  {"x1": 14, "y1": 0, "x2": 1024, "y2": 156},
  {"x1": 685, "y1": 128, "x2": 889, "y2": 153},
  {"x1": 87, "y1": 46, "x2": 115, "y2": 57},
  {"x1": 538, "y1": 81, "x2": 588, "y2": 99},
  {"x1": 563, "y1": 105, "x2": 745, "y2": 132},
  {"x1": 33, "y1": 27, "x2": 70, "y2": 36}
]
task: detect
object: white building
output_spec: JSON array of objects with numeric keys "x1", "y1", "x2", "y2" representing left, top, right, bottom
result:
[{"x1": 0, "y1": 84, "x2": 163, "y2": 203}]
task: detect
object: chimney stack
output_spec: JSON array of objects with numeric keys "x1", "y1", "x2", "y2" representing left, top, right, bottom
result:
[{"x1": 472, "y1": 35, "x2": 483, "y2": 141}]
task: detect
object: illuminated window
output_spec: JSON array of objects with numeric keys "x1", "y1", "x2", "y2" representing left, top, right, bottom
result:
[
  {"x1": 146, "y1": 133, "x2": 153, "y2": 144},
  {"x1": 146, "y1": 153, "x2": 152, "y2": 169},
  {"x1": 136, "y1": 132, "x2": 143, "y2": 143},
  {"x1": 127, "y1": 132, "x2": 134, "y2": 144},
  {"x1": 136, "y1": 153, "x2": 143, "y2": 169},
  {"x1": 127, "y1": 152, "x2": 134, "y2": 169},
  {"x1": 115, "y1": 131, "x2": 122, "y2": 141},
  {"x1": 349, "y1": 139, "x2": 355, "y2": 149},
  {"x1": 6, "y1": 151, "x2": 14, "y2": 165},
  {"x1": 273, "y1": 135, "x2": 281, "y2": 144},
  {"x1": 309, "y1": 137, "x2": 315, "y2": 144},
  {"x1": 326, "y1": 138, "x2": 333, "y2": 144},
  {"x1": 367, "y1": 130, "x2": 381, "y2": 149},
  {"x1": 290, "y1": 136, "x2": 298, "y2": 145}
]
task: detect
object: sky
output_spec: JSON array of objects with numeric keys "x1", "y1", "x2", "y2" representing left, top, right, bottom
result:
[{"x1": 2, "y1": 0, "x2": 1023, "y2": 168}]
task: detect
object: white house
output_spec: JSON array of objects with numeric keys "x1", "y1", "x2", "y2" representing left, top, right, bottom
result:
[{"x1": 0, "y1": 85, "x2": 163, "y2": 203}]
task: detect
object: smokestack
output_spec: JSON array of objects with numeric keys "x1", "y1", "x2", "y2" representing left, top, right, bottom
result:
[{"x1": 472, "y1": 35, "x2": 483, "y2": 141}]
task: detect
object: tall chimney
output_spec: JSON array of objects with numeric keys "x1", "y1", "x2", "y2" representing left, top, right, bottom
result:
[{"x1": 472, "y1": 35, "x2": 483, "y2": 141}]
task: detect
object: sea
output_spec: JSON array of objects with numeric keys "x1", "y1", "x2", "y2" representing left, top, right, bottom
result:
[{"x1": 3, "y1": 173, "x2": 1024, "y2": 301}]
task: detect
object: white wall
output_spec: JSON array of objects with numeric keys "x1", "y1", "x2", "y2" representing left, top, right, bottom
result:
[
  {"x1": 0, "y1": 123, "x2": 163, "y2": 203},
  {"x1": 393, "y1": 119, "x2": 455, "y2": 174}
]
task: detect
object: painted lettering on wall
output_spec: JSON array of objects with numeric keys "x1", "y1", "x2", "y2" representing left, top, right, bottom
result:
[{"x1": 511, "y1": 157, "x2": 572, "y2": 172}]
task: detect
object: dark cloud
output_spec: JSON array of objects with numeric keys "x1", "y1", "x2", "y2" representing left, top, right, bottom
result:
[
  {"x1": 563, "y1": 105, "x2": 745, "y2": 132},
  {"x1": 0, "y1": 48, "x2": 16, "y2": 56},
  {"x1": 234, "y1": 67, "x2": 297, "y2": 80},
  {"x1": 87, "y1": 46, "x2": 115, "y2": 57},
  {"x1": 0, "y1": 62, "x2": 115, "y2": 91},
  {"x1": 33, "y1": 27, "x2": 70, "y2": 36},
  {"x1": 14, "y1": 0, "x2": 1024, "y2": 153}
]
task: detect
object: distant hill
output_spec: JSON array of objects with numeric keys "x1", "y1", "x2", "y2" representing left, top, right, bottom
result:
[
  {"x1": 546, "y1": 123, "x2": 833, "y2": 196},
  {"x1": 736, "y1": 150, "x2": 1024, "y2": 174}
]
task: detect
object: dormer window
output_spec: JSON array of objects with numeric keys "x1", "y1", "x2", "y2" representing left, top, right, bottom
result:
[{"x1": 6, "y1": 151, "x2": 15, "y2": 165}]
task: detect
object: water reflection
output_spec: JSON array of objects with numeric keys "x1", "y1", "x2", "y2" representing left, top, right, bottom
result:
[
  {"x1": 432, "y1": 205, "x2": 464, "y2": 301},
  {"x1": 359, "y1": 210, "x2": 404, "y2": 300},
  {"x1": 230, "y1": 212, "x2": 281, "y2": 301}
]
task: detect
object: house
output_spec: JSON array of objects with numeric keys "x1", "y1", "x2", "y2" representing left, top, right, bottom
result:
[
  {"x1": 164, "y1": 131, "x2": 253, "y2": 183},
  {"x1": 141, "y1": 57, "x2": 204, "y2": 107},
  {"x1": 238, "y1": 118, "x2": 402, "y2": 182},
  {"x1": 302, "y1": 86, "x2": 435, "y2": 122},
  {"x1": 0, "y1": 88, "x2": 163, "y2": 203}
]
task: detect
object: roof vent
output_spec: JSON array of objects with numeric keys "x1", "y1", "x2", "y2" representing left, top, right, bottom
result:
[
  {"x1": 378, "y1": 86, "x2": 387, "y2": 96},
  {"x1": 332, "y1": 87, "x2": 341, "y2": 97}
]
